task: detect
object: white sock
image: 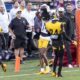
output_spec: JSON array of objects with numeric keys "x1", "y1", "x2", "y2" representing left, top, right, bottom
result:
[
  {"x1": 41, "y1": 68, "x2": 44, "y2": 72},
  {"x1": 46, "y1": 66, "x2": 49, "y2": 69}
]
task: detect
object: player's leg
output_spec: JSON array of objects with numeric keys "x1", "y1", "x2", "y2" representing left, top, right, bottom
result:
[
  {"x1": 38, "y1": 39, "x2": 45, "y2": 73},
  {"x1": 52, "y1": 49, "x2": 59, "y2": 77},
  {"x1": 39, "y1": 48, "x2": 45, "y2": 73},
  {"x1": 42, "y1": 48, "x2": 51, "y2": 73},
  {"x1": 38, "y1": 39, "x2": 50, "y2": 74},
  {"x1": 42, "y1": 40, "x2": 51, "y2": 73},
  {"x1": 42, "y1": 40, "x2": 49, "y2": 66},
  {"x1": 42, "y1": 48, "x2": 48, "y2": 66},
  {"x1": 14, "y1": 37, "x2": 20, "y2": 58},
  {"x1": 58, "y1": 48, "x2": 64, "y2": 77}
]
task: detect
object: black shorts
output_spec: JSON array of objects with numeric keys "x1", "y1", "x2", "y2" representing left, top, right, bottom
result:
[{"x1": 14, "y1": 37, "x2": 26, "y2": 49}]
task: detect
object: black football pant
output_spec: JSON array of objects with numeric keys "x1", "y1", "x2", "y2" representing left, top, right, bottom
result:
[
  {"x1": 53, "y1": 48, "x2": 64, "y2": 75},
  {"x1": 26, "y1": 32, "x2": 32, "y2": 56}
]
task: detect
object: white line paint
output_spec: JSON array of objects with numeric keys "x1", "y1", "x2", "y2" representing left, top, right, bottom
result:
[
  {"x1": 0, "y1": 70, "x2": 80, "y2": 78},
  {"x1": 63, "y1": 70, "x2": 79, "y2": 72},
  {"x1": 0, "y1": 73, "x2": 38, "y2": 78}
]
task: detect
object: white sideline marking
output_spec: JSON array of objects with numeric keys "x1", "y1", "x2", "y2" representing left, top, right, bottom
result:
[
  {"x1": 63, "y1": 70, "x2": 79, "y2": 72},
  {"x1": 0, "y1": 70, "x2": 79, "y2": 78},
  {"x1": 0, "y1": 73, "x2": 38, "y2": 78}
]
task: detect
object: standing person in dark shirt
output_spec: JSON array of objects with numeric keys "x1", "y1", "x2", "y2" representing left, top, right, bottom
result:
[
  {"x1": 65, "y1": 3, "x2": 75, "y2": 40},
  {"x1": 58, "y1": 7, "x2": 73, "y2": 68},
  {"x1": 9, "y1": 10, "x2": 29, "y2": 64}
]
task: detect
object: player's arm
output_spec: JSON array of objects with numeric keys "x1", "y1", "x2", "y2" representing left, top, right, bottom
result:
[
  {"x1": 61, "y1": 24, "x2": 72, "y2": 42},
  {"x1": 9, "y1": 28, "x2": 16, "y2": 39},
  {"x1": 9, "y1": 20, "x2": 16, "y2": 39}
]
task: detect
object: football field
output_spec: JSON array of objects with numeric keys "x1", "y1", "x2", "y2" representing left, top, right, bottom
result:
[{"x1": 0, "y1": 60, "x2": 80, "y2": 80}]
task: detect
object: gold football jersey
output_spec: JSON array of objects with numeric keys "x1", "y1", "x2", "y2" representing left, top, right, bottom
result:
[{"x1": 45, "y1": 21, "x2": 62, "y2": 35}]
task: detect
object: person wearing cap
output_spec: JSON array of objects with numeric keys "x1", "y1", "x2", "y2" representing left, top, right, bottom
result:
[
  {"x1": 9, "y1": 10, "x2": 29, "y2": 64},
  {"x1": 58, "y1": 7, "x2": 73, "y2": 68},
  {"x1": 45, "y1": 17, "x2": 73, "y2": 77}
]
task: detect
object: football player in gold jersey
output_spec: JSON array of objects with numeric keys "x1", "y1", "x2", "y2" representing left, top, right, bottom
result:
[
  {"x1": 38, "y1": 21, "x2": 51, "y2": 74},
  {"x1": 45, "y1": 18, "x2": 72, "y2": 77}
]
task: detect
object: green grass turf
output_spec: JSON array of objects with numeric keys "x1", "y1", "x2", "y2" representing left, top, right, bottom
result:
[{"x1": 0, "y1": 60, "x2": 80, "y2": 80}]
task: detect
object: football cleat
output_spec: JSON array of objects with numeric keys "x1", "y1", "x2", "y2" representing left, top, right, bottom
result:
[
  {"x1": 44, "y1": 67, "x2": 51, "y2": 74},
  {"x1": 52, "y1": 72, "x2": 58, "y2": 77},
  {"x1": 38, "y1": 71, "x2": 46, "y2": 74},
  {"x1": 58, "y1": 74, "x2": 63, "y2": 77},
  {"x1": 1, "y1": 64, "x2": 7, "y2": 72}
]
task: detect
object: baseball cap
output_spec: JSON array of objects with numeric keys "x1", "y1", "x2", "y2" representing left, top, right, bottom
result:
[{"x1": 58, "y1": 7, "x2": 65, "y2": 12}]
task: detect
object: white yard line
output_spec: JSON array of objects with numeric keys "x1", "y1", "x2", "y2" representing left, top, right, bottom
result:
[
  {"x1": 63, "y1": 70, "x2": 79, "y2": 72},
  {"x1": 0, "y1": 69, "x2": 80, "y2": 78}
]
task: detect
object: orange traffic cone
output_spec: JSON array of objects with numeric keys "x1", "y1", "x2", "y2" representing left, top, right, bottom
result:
[{"x1": 15, "y1": 56, "x2": 20, "y2": 72}]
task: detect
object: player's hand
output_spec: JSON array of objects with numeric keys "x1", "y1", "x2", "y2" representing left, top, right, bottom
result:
[
  {"x1": 71, "y1": 40, "x2": 74, "y2": 43},
  {"x1": 72, "y1": 40, "x2": 77, "y2": 46}
]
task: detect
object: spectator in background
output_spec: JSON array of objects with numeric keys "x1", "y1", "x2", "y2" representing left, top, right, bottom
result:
[
  {"x1": 9, "y1": 1, "x2": 19, "y2": 21},
  {"x1": 9, "y1": 10, "x2": 29, "y2": 64},
  {"x1": 56, "y1": 0, "x2": 64, "y2": 8},
  {"x1": 25, "y1": 2, "x2": 35, "y2": 27},
  {"x1": 77, "y1": 0, "x2": 80, "y2": 9},
  {"x1": 34, "y1": 11, "x2": 42, "y2": 40},
  {"x1": 58, "y1": 7, "x2": 73, "y2": 68},
  {"x1": 65, "y1": 3, "x2": 75, "y2": 40},
  {"x1": 0, "y1": 5, "x2": 9, "y2": 51},
  {"x1": 19, "y1": 0, "x2": 26, "y2": 13},
  {"x1": 22, "y1": 2, "x2": 36, "y2": 57},
  {"x1": 33, "y1": 11, "x2": 42, "y2": 49}
]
